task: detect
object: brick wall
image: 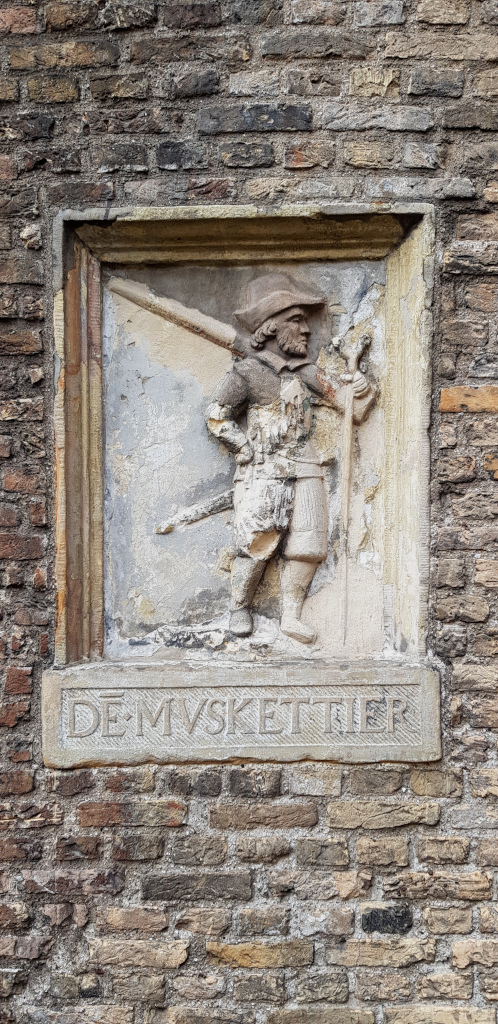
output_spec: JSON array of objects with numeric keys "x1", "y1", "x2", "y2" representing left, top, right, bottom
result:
[{"x1": 2, "y1": 1, "x2": 498, "y2": 1022}]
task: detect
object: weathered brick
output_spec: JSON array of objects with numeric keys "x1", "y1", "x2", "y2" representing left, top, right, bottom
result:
[
  {"x1": 89, "y1": 937, "x2": 187, "y2": 968},
  {"x1": 417, "y1": 837, "x2": 470, "y2": 863},
  {"x1": 112, "y1": 834, "x2": 164, "y2": 860},
  {"x1": 438, "y1": 455, "x2": 476, "y2": 483},
  {"x1": 480, "y1": 906, "x2": 498, "y2": 931},
  {"x1": 343, "y1": 141, "x2": 394, "y2": 168},
  {"x1": 384, "y1": 1010, "x2": 492, "y2": 1024},
  {"x1": 261, "y1": 27, "x2": 372, "y2": 59},
  {"x1": 92, "y1": 143, "x2": 147, "y2": 174},
  {"x1": 267, "y1": 869, "x2": 371, "y2": 900},
  {"x1": 206, "y1": 939, "x2": 313, "y2": 968},
  {"x1": 233, "y1": 972, "x2": 284, "y2": 1003},
  {"x1": 170, "y1": 69, "x2": 219, "y2": 98},
  {"x1": 361, "y1": 904, "x2": 413, "y2": 934},
  {"x1": 385, "y1": 871, "x2": 492, "y2": 900},
  {"x1": 323, "y1": 103, "x2": 433, "y2": 132},
  {"x1": 454, "y1": 938, "x2": 498, "y2": 968},
  {"x1": 266, "y1": 1013, "x2": 374, "y2": 1024},
  {"x1": 220, "y1": 141, "x2": 274, "y2": 168},
  {"x1": 8, "y1": 41, "x2": 119, "y2": 70},
  {"x1": 152, "y1": 1011, "x2": 254, "y2": 1024},
  {"x1": 171, "y1": 834, "x2": 227, "y2": 866},
  {"x1": 410, "y1": 769, "x2": 463, "y2": 797},
  {"x1": 0, "y1": 771, "x2": 33, "y2": 796},
  {"x1": 175, "y1": 908, "x2": 231, "y2": 935},
  {"x1": 327, "y1": 800, "x2": 439, "y2": 829},
  {"x1": 0, "y1": 535, "x2": 45, "y2": 560},
  {"x1": 436, "y1": 595, "x2": 489, "y2": 623},
  {"x1": 326, "y1": 937, "x2": 435, "y2": 968},
  {"x1": 357, "y1": 836, "x2": 409, "y2": 866},
  {"x1": 229, "y1": 767, "x2": 281, "y2": 798},
  {"x1": 156, "y1": 141, "x2": 208, "y2": 171},
  {"x1": 143, "y1": 872, "x2": 252, "y2": 901},
  {"x1": 210, "y1": 802, "x2": 317, "y2": 829},
  {"x1": 291, "y1": 0, "x2": 345, "y2": 24},
  {"x1": 403, "y1": 142, "x2": 440, "y2": 169},
  {"x1": 296, "y1": 838, "x2": 348, "y2": 868},
  {"x1": 416, "y1": 971, "x2": 473, "y2": 999},
  {"x1": 21, "y1": 870, "x2": 124, "y2": 896},
  {"x1": 239, "y1": 906, "x2": 288, "y2": 936},
  {"x1": 386, "y1": 29, "x2": 498, "y2": 59},
  {"x1": 27, "y1": 77, "x2": 78, "y2": 103},
  {"x1": 56, "y1": 835, "x2": 102, "y2": 860},
  {"x1": 3, "y1": 469, "x2": 44, "y2": 494},
  {"x1": 199, "y1": 104, "x2": 313, "y2": 133},
  {"x1": 295, "y1": 967, "x2": 349, "y2": 1002},
  {"x1": 356, "y1": 971, "x2": 411, "y2": 1001},
  {"x1": 293, "y1": 904, "x2": 354, "y2": 936},
  {"x1": 237, "y1": 837, "x2": 291, "y2": 862},
  {"x1": 77, "y1": 800, "x2": 186, "y2": 827},
  {"x1": 408, "y1": 68, "x2": 463, "y2": 96}
]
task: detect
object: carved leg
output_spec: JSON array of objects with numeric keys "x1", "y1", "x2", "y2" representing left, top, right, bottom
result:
[
  {"x1": 230, "y1": 555, "x2": 267, "y2": 636},
  {"x1": 280, "y1": 558, "x2": 318, "y2": 644}
]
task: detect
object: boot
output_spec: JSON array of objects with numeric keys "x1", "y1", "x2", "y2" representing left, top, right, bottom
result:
[
  {"x1": 229, "y1": 556, "x2": 267, "y2": 637},
  {"x1": 280, "y1": 559, "x2": 318, "y2": 644}
]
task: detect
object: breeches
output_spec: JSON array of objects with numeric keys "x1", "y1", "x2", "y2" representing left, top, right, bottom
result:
[{"x1": 233, "y1": 476, "x2": 328, "y2": 563}]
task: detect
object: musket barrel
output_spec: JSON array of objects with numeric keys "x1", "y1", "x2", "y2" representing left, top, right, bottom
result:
[{"x1": 108, "y1": 277, "x2": 237, "y2": 352}]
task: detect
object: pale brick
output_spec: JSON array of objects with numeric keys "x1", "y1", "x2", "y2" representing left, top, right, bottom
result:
[
  {"x1": 287, "y1": 764, "x2": 341, "y2": 796},
  {"x1": 344, "y1": 141, "x2": 394, "y2": 167},
  {"x1": 267, "y1": 869, "x2": 371, "y2": 901},
  {"x1": 88, "y1": 938, "x2": 188, "y2": 969},
  {"x1": 356, "y1": 970, "x2": 411, "y2": 1001},
  {"x1": 206, "y1": 939, "x2": 313, "y2": 967},
  {"x1": 293, "y1": 904, "x2": 354, "y2": 936},
  {"x1": 96, "y1": 907, "x2": 168, "y2": 932},
  {"x1": 385, "y1": 871, "x2": 492, "y2": 900},
  {"x1": 385, "y1": 1010, "x2": 492, "y2": 1024},
  {"x1": 417, "y1": 837, "x2": 470, "y2": 863},
  {"x1": 266, "y1": 1012, "x2": 374, "y2": 1024},
  {"x1": 471, "y1": 768, "x2": 498, "y2": 796},
  {"x1": 410, "y1": 769, "x2": 463, "y2": 797},
  {"x1": 480, "y1": 906, "x2": 498, "y2": 932},
  {"x1": 326, "y1": 937, "x2": 436, "y2": 968},
  {"x1": 416, "y1": 972, "x2": 473, "y2": 999},
  {"x1": 349, "y1": 66, "x2": 399, "y2": 97},
  {"x1": 454, "y1": 939, "x2": 498, "y2": 968},
  {"x1": 357, "y1": 836, "x2": 409, "y2": 866},
  {"x1": 475, "y1": 560, "x2": 498, "y2": 585},
  {"x1": 327, "y1": 800, "x2": 440, "y2": 829},
  {"x1": 295, "y1": 968, "x2": 349, "y2": 1003},
  {"x1": 175, "y1": 908, "x2": 230, "y2": 936},
  {"x1": 417, "y1": 0, "x2": 470, "y2": 21}
]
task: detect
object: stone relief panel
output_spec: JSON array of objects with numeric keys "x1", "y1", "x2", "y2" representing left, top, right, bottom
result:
[
  {"x1": 103, "y1": 261, "x2": 391, "y2": 661},
  {"x1": 43, "y1": 214, "x2": 440, "y2": 766}
]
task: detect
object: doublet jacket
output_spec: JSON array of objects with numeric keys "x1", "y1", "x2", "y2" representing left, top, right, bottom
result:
[{"x1": 206, "y1": 347, "x2": 372, "y2": 484}]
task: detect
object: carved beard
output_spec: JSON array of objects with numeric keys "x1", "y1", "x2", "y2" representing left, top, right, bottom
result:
[{"x1": 277, "y1": 325, "x2": 309, "y2": 357}]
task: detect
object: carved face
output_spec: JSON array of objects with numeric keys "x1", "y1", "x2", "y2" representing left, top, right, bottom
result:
[{"x1": 273, "y1": 306, "x2": 310, "y2": 357}]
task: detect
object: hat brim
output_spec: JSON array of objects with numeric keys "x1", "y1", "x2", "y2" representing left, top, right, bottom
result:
[{"x1": 234, "y1": 289, "x2": 325, "y2": 334}]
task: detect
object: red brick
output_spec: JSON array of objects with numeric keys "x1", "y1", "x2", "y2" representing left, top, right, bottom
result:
[
  {"x1": 0, "y1": 506, "x2": 18, "y2": 528},
  {"x1": 0, "y1": 771, "x2": 33, "y2": 796},
  {"x1": 0, "y1": 439, "x2": 12, "y2": 459},
  {"x1": 0, "y1": 837, "x2": 42, "y2": 861},
  {"x1": 33, "y1": 567, "x2": 46, "y2": 591},
  {"x1": 0, "y1": 329, "x2": 41, "y2": 355},
  {"x1": 0, "y1": 903, "x2": 29, "y2": 928},
  {"x1": 0, "y1": 536, "x2": 45, "y2": 559},
  {"x1": 0, "y1": 702, "x2": 30, "y2": 727},
  {"x1": 29, "y1": 500, "x2": 46, "y2": 527},
  {"x1": 0, "y1": 9, "x2": 39, "y2": 33},
  {"x1": 77, "y1": 799, "x2": 186, "y2": 828},
  {"x1": 4, "y1": 668, "x2": 32, "y2": 696},
  {"x1": 2, "y1": 470, "x2": 43, "y2": 494},
  {"x1": 0, "y1": 157, "x2": 16, "y2": 182},
  {"x1": 49, "y1": 771, "x2": 94, "y2": 797}
]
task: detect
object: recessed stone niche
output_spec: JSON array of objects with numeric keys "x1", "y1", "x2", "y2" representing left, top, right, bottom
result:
[{"x1": 43, "y1": 203, "x2": 440, "y2": 767}]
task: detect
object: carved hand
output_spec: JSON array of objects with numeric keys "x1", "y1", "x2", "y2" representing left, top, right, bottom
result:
[
  {"x1": 235, "y1": 440, "x2": 254, "y2": 465},
  {"x1": 340, "y1": 370, "x2": 370, "y2": 399}
]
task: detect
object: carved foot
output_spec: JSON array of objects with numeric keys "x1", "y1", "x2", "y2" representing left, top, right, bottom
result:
[
  {"x1": 281, "y1": 616, "x2": 316, "y2": 644},
  {"x1": 230, "y1": 608, "x2": 253, "y2": 636}
]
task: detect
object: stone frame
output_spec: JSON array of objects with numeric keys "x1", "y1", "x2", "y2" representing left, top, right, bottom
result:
[{"x1": 45, "y1": 202, "x2": 438, "y2": 767}]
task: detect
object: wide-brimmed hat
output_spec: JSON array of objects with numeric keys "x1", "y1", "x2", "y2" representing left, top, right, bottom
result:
[{"x1": 234, "y1": 273, "x2": 325, "y2": 334}]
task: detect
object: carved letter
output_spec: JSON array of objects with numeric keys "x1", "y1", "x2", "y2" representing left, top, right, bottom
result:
[
  {"x1": 359, "y1": 693, "x2": 384, "y2": 734},
  {"x1": 281, "y1": 697, "x2": 310, "y2": 734},
  {"x1": 259, "y1": 698, "x2": 283, "y2": 735},
  {"x1": 226, "y1": 698, "x2": 254, "y2": 735},
  {"x1": 206, "y1": 699, "x2": 225, "y2": 735},
  {"x1": 68, "y1": 700, "x2": 100, "y2": 738},
  {"x1": 136, "y1": 700, "x2": 172, "y2": 737},
  {"x1": 387, "y1": 697, "x2": 408, "y2": 733},
  {"x1": 102, "y1": 700, "x2": 126, "y2": 738},
  {"x1": 312, "y1": 697, "x2": 343, "y2": 734},
  {"x1": 177, "y1": 698, "x2": 207, "y2": 735},
  {"x1": 343, "y1": 697, "x2": 355, "y2": 733}
]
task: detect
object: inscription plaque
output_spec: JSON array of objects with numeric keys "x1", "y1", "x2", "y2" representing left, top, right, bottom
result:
[
  {"x1": 44, "y1": 205, "x2": 440, "y2": 767},
  {"x1": 42, "y1": 661, "x2": 441, "y2": 767}
]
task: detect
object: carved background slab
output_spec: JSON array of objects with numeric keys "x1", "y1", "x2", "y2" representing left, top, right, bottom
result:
[{"x1": 42, "y1": 661, "x2": 441, "y2": 767}]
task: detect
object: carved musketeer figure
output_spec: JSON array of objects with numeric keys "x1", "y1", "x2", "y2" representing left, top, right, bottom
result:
[{"x1": 206, "y1": 273, "x2": 375, "y2": 645}]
